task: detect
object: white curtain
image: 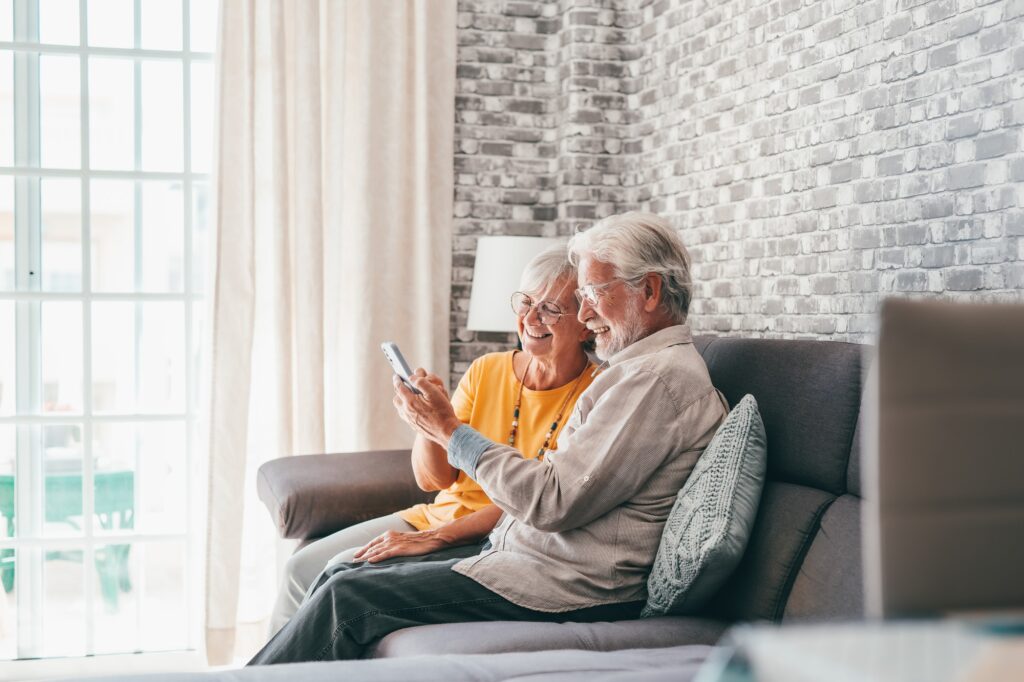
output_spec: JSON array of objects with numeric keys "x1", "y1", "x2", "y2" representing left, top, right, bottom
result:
[{"x1": 204, "y1": 0, "x2": 456, "y2": 664}]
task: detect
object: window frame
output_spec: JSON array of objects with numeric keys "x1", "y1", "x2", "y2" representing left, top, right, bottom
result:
[{"x1": 0, "y1": 0, "x2": 211, "y2": 660}]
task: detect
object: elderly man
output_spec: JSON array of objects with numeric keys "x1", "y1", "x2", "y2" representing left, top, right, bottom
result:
[{"x1": 249, "y1": 212, "x2": 728, "y2": 665}]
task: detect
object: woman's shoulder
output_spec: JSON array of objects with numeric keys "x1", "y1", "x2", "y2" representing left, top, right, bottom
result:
[{"x1": 469, "y1": 350, "x2": 516, "y2": 377}]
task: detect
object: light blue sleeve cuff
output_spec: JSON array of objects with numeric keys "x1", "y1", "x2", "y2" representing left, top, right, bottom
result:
[{"x1": 447, "y1": 424, "x2": 493, "y2": 480}]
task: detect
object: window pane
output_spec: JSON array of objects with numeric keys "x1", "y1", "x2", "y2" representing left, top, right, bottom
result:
[
  {"x1": 92, "y1": 541, "x2": 136, "y2": 653},
  {"x1": 0, "y1": 0, "x2": 12, "y2": 42},
  {"x1": 141, "y1": 0, "x2": 181, "y2": 51},
  {"x1": 91, "y1": 301, "x2": 133, "y2": 412},
  {"x1": 41, "y1": 301, "x2": 83, "y2": 414},
  {"x1": 0, "y1": 176, "x2": 12, "y2": 291},
  {"x1": 0, "y1": 307, "x2": 12, "y2": 413},
  {"x1": 190, "y1": 61, "x2": 213, "y2": 173},
  {"x1": 42, "y1": 423, "x2": 84, "y2": 537},
  {"x1": 93, "y1": 422, "x2": 184, "y2": 535},
  {"x1": 141, "y1": 61, "x2": 182, "y2": 172},
  {"x1": 43, "y1": 548, "x2": 86, "y2": 657},
  {"x1": 0, "y1": 425, "x2": 14, "y2": 541},
  {"x1": 191, "y1": 181, "x2": 208, "y2": 293},
  {"x1": 92, "y1": 541, "x2": 187, "y2": 653},
  {"x1": 138, "y1": 302, "x2": 184, "y2": 412},
  {"x1": 87, "y1": 0, "x2": 133, "y2": 48},
  {"x1": 141, "y1": 541, "x2": 186, "y2": 650},
  {"x1": 88, "y1": 58, "x2": 134, "y2": 171},
  {"x1": 189, "y1": 0, "x2": 217, "y2": 53},
  {"x1": 39, "y1": 0, "x2": 80, "y2": 46},
  {"x1": 190, "y1": 300, "x2": 203, "y2": 407},
  {"x1": 91, "y1": 302, "x2": 185, "y2": 413},
  {"x1": 41, "y1": 177, "x2": 82, "y2": 292},
  {"x1": 90, "y1": 179, "x2": 134, "y2": 291},
  {"x1": 140, "y1": 182, "x2": 183, "y2": 292},
  {"x1": 0, "y1": 546, "x2": 14, "y2": 659},
  {"x1": 0, "y1": 51, "x2": 12, "y2": 166},
  {"x1": 40, "y1": 55, "x2": 81, "y2": 169}
]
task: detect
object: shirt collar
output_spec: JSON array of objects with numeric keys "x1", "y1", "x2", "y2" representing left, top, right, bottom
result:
[{"x1": 603, "y1": 324, "x2": 693, "y2": 367}]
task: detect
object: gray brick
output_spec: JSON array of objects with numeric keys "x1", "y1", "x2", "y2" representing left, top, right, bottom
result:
[
  {"x1": 1011, "y1": 158, "x2": 1024, "y2": 182},
  {"x1": 944, "y1": 268, "x2": 985, "y2": 290},
  {"x1": 877, "y1": 153, "x2": 905, "y2": 176},
  {"x1": 974, "y1": 132, "x2": 1017, "y2": 159},
  {"x1": 946, "y1": 114, "x2": 981, "y2": 140},
  {"x1": 928, "y1": 44, "x2": 959, "y2": 69},
  {"x1": 921, "y1": 245, "x2": 956, "y2": 268},
  {"x1": 946, "y1": 163, "x2": 987, "y2": 189},
  {"x1": 895, "y1": 271, "x2": 929, "y2": 291}
]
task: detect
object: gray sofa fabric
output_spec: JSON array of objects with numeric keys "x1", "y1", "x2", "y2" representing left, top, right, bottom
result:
[
  {"x1": 83, "y1": 646, "x2": 713, "y2": 682},
  {"x1": 257, "y1": 449, "x2": 433, "y2": 544},
  {"x1": 371, "y1": 617, "x2": 729, "y2": 658}
]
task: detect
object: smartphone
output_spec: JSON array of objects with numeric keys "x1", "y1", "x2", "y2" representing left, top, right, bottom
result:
[{"x1": 380, "y1": 341, "x2": 422, "y2": 395}]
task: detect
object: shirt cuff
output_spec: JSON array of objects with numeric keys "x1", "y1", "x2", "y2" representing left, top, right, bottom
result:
[{"x1": 447, "y1": 424, "x2": 493, "y2": 480}]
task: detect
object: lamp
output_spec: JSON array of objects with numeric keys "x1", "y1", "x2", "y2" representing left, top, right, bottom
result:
[{"x1": 466, "y1": 236, "x2": 563, "y2": 332}]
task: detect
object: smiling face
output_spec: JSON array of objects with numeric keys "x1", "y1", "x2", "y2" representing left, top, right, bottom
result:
[
  {"x1": 576, "y1": 255, "x2": 651, "y2": 360},
  {"x1": 516, "y1": 274, "x2": 591, "y2": 364}
]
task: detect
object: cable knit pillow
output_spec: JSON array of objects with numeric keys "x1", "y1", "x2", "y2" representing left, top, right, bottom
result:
[{"x1": 642, "y1": 394, "x2": 767, "y2": 617}]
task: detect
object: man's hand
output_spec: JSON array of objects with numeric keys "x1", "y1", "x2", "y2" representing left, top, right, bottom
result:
[
  {"x1": 352, "y1": 529, "x2": 448, "y2": 563},
  {"x1": 392, "y1": 368, "x2": 461, "y2": 447}
]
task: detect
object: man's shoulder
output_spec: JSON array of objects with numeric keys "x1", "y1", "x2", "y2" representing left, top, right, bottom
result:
[
  {"x1": 620, "y1": 335, "x2": 706, "y2": 373},
  {"x1": 614, "y1": 341, "x2": 714, "y2": 403}
]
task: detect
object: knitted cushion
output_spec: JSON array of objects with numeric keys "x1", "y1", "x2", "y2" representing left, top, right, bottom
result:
[{"x1": 642, "y1": 394, "x2": 767, "y2": 617}]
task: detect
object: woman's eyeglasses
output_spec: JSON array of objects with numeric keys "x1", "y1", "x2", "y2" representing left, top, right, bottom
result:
[{"x1": 511, "y1": 292, "x2": 566, "y2": 325}]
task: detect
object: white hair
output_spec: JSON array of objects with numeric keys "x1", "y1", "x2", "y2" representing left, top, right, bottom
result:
[
  {"x1": 567, "y1": 212, "x2": 693, "y2": 323},
  {"x1": 519, "y1": 242, "x2": 575, "y2": 296}
]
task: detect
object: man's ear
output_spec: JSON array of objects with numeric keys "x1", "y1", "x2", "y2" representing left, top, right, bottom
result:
[{"x1": 642, "y1": 274, "x2": 662, "y2": 313}]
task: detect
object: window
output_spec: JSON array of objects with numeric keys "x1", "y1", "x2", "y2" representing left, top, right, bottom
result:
[{"x1": 0, "y1": 0, "x2": 215, "y2": 659}]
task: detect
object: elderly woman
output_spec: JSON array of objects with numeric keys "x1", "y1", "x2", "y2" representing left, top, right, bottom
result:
[{"x1": 268, "y1": 244, "x2": 597, "y2": 635}]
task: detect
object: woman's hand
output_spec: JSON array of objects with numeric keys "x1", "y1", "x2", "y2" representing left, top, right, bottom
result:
[
  {"x1": 352, "y1": 529, "x2": 448, "y2": 563},
  {"x1": 392, "y1": 369, "x2": 461, "y2": 447}
]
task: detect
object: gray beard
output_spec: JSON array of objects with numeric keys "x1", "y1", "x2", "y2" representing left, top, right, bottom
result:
[{"x1": 594, "y1": 304, "x2": 648, "y2": 361}]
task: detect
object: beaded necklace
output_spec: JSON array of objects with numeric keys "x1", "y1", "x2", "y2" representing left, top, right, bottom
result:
[{"x1": 507, "y1": 354, "x2": 590, "y2": 457}]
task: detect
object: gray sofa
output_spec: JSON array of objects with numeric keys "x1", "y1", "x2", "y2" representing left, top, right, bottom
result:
[
  {"x1": 86, "y1": 335, "x2": 867, "y2": 680},
  {"x1": 255, "y1": 335, "x2": 867, "y2": 657}
]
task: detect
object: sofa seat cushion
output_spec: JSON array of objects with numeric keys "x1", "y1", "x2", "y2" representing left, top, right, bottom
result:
[
  {"x1": 643, "y1": 394, "x2": 766, "y2": 617},
  {"x1": 369, "y1": 616, "x2": 730, "y2": 658},
  {"x1": 79, "y1": 646, "x2": 714, "y2": 682}
]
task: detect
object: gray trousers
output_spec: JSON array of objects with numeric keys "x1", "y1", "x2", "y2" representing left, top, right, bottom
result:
[
  {"x1": 268, "y1": 513, "x2": 415, "y2": 636},
  {"x1": 249, "y1": 544, "x2": 644, "y2": 665}
]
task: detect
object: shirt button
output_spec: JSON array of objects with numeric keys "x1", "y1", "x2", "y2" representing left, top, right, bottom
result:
[{"x1": 583, "y1": 475, "x2": 590, "y2": 482}]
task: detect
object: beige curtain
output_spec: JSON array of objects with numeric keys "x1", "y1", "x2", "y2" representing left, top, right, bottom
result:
[{"x1": 204, "y1": 0, "x2": 456, "y2": 664}]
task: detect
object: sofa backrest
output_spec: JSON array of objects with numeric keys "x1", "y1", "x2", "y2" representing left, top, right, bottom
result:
[{"x1": 693, "y1": 336, "x2": 867, "y2": 624}]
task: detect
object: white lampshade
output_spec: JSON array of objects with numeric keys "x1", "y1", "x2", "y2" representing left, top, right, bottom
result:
[{"x1": 466, "y1": 236, "x2": 563, "y2": 332}]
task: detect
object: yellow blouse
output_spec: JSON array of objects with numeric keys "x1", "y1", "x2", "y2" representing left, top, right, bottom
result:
[{"x1": 397, "y1": 351, "x2": 597, "y2": 531}]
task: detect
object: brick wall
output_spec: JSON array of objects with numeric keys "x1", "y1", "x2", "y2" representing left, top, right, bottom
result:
[{"x1": 452, "y1": 0, "x2": 1024, "y2": 383}]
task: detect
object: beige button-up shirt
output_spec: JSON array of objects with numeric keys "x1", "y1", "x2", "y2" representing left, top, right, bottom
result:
[{"x1": 448, "y1": 324, "x2": 729, "y2": 612}]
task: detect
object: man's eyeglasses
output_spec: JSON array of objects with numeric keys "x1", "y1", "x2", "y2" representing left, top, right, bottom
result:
[
  {"x1": 574, "y1": 280, "x2": 622, "y2": 306},
  {"x1": 510, "y1": 292, "x2": 566, "y2": 325}
]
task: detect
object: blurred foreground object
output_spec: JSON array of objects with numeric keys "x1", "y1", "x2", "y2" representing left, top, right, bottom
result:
[{"x1": 865, "y1": 298, "x2": 1024, "y2": 619}]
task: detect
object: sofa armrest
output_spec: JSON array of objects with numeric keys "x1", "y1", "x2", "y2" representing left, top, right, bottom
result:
[{"x1": 257, "y1": 450, "x2": 434, "y2": 541}]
